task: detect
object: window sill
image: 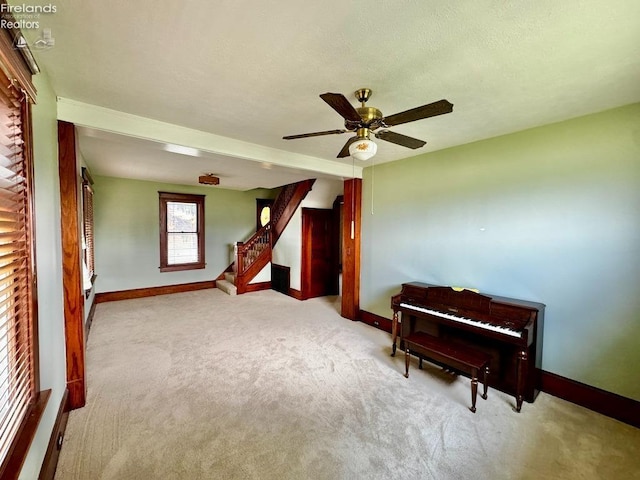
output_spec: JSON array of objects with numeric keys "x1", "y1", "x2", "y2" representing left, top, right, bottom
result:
[
  {"x1": 0, "y1": 389, "x2": 51, "y2": 479},
  {"x1": 160, "y1": 263, "x2": 206, "y2": 273},
  {"x1": 84, "y1": 274, "x2": 97, "y2": 299}
]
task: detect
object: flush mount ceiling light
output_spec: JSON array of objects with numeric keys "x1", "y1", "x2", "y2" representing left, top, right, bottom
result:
[
  {"x1": 198, "y1": 173, "x2": 219, "y2": 185},
  {"x1": 164, "y1": 143, "x2": 201, "y2": 157}
]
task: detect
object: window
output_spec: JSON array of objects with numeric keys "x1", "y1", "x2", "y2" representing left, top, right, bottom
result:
[
  {"x1": 82, "y1": 168, "x2": 95, "y2": 290},
  {"x1": 0, "y1": 43, "x2": 39, "y2": 474},
  {"x1": 159, "y1": 192, "x2": 205, "y2": 272}
]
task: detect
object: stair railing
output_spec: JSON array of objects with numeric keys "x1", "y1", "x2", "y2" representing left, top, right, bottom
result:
[
  {"x1": 270, "y1": 183, "x2": 296, "y2": 229},
  {"x1": 271, "y1": 179, "x2": 315, "y2": 244},
  {"x1": 220, "y1": 178, "x2": 316, "y2": 294},
  {"x1": 234, "y1": 223, "x2": 272, "y2": 279}
]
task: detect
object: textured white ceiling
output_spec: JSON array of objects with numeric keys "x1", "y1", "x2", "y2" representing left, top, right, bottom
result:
[{"x1": 23, "y1": 0, "x2": 640, "y2": 189}]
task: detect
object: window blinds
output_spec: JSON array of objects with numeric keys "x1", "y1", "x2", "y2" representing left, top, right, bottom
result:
[
  {"x1": 0, "y1": 71, "x2": 35, "y2": 466},
  {"x1": 83, "y1": 182, "x2": 94, "y2": 276}
]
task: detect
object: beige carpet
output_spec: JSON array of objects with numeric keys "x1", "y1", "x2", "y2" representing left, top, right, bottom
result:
[{"x1": 54, "y1": 289, "x2": 640, "y2": 480}]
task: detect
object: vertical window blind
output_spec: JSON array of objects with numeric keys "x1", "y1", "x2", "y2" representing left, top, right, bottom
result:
[
  {"x1": 0, "y1": 70, "x2": 36, "y2": 467},
  {"x1": 82, "y1": 179, "x2": 95, "y2": 276}
]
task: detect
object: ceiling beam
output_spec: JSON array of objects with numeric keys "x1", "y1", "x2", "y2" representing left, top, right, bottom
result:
[{"x1": 56, "y1": 97, "x2": 362, "y2": 179}]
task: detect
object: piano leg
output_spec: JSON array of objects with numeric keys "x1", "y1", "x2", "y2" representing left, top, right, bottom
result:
[
  {"x1": 391, "y1": 310, "x2": 398, "y2": 356},
  {"x1": 481, "y1": 365, "x2": 489, "y2": 400},
  {"x1": 515, "y1": 349, "x2": 528, "y2": 412},
  {"x1": 470, "y1": 371, "x2": 478, "y2": 413},
  {"x1": 404, "y1": 345, "x2": 410, "y2": 378}
]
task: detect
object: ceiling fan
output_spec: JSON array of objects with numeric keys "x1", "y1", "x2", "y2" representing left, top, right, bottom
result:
[{"x1": 283, "y1": 88, "x2": 453, "y2": 160}]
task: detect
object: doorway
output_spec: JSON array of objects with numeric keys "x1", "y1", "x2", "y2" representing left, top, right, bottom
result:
[{"x1": 301, "y1": 207, "x2": 339, "y2": 299}]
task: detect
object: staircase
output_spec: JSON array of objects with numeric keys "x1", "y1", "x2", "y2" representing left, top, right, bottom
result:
[
  {"x1": 215, "y1": 179, "x2": 315, "y2": 295},
  {"x1": 215, "y1": 271, "x2": 237, "y2": 295}
]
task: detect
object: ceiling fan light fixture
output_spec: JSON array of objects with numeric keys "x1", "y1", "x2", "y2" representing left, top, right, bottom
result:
[{"x1": 349, "y1": 138, "x2": 377, "y2": 161}]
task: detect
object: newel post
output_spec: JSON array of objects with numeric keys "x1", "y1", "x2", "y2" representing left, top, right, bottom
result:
[{"x1": 234, "y1": 242, "x2": 243, "y2": 274}]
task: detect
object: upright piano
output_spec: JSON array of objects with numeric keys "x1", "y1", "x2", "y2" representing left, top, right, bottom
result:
[{"x1": 391, "y1": 282, "x2": 544, "y2": 411}]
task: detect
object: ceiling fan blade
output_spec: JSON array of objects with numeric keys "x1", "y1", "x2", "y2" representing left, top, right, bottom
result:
[
  {"x1": 320, "y1": 93, "x2": 362, "y2": 123},
  {"x1": 283, "y1": 129, "x2": 347, "y2": 140},
  {"x1": 375, "y1": 130, "x2": 426, "y2": 149},
  {"x1": 337, "y1": 136, "x2": 359, "y2": 158},
  {"x1": 383, "y1": 99, "x2": 453, "y2": 127}
]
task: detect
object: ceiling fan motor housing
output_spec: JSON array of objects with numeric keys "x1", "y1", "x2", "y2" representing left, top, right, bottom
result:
[{"x1": 345, "y1": 107, "x2": 383, "y2": 133}]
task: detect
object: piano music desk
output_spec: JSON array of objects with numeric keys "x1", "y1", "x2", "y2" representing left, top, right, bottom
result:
[{"x1": 403, "y1": 331, "x2": 491, "y2": 413}]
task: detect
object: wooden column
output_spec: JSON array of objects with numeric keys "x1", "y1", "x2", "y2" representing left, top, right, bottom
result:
[
  {"x1": 57, "y1": 120, "x2": 86, "y2": 409},
  {"x1": 341, "y1": 178, "x2": 362, "y2": 320}
]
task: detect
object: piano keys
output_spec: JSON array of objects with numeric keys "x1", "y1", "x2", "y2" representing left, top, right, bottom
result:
[
  {"x1": 399, "y1": 302, "x2": 524, "y2": 338},
  {"x1": 391, "y1": 282, "x2": 544, "y2": 412}
]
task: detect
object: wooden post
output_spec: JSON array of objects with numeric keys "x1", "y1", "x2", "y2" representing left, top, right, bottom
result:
[
  {"x1": 58, "y1": 120, "x2": 86, "y2": 410},
  {"x1": 341, "y1": 178, "x2": 361, "y2": 320}
]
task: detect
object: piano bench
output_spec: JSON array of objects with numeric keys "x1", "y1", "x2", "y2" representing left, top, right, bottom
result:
[{"x1": 403, "y1": 332, "x2": 491, "y2": 413}]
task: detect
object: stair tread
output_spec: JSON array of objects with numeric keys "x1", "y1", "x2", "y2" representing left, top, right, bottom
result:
[{"x1": 216, "y1": 279, "x2": 237, "y2": 296}]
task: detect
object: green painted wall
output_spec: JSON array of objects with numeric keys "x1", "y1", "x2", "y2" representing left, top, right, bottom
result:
[
  {"x1": 361, "y1": 103, "x2": 640, "y2": 400},
  {"x1": 19, "y1": 72, "x2": 68, "y2": 479},
  {"x1": 93, "y1": 176, "x2": 275, "y2": 293},
  {"x1": 272, "y1": 178, "x2": 343, "y2": 290}
]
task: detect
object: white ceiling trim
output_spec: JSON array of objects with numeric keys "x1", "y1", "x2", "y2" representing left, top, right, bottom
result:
[{"x1": 56, "y1": 97, "x2": 362, "y2": 180}]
